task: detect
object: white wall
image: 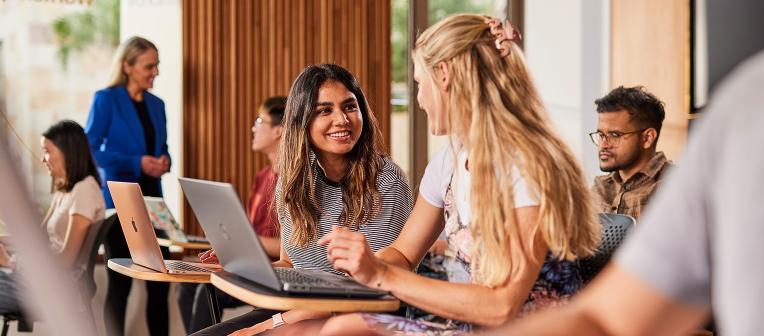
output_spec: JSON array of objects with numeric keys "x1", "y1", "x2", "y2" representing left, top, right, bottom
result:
[
  {"x1": 524, "y1": 0, "x2": 610, "y2": 180},
  {"x1": 0, "y1": 1, "x2": 114, "y2": 210},
  {"x1": 120, "y1": 0, "x2": 183, "y2": 226}
]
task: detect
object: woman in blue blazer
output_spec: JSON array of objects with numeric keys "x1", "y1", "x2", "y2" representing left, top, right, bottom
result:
[{"x1": 85, "y1": 36, "x2": 171, "y2": 336}]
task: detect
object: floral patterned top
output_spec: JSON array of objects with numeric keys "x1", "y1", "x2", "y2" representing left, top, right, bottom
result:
[{"x1": 361, "y1": 176, "x2": 583, "y2": 335}]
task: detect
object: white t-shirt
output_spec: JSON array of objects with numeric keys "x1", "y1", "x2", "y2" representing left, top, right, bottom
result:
[
  {"x1": 44, "y1": 176, "x2": 105, "y2": 253},
  {"x1": 419, "y1": 145, "x2": 538, "y2": 221}
]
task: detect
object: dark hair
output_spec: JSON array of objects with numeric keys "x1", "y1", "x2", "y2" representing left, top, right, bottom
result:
[
  {"x1": 277, "y1": 63, "x2": 385, "y2": 246},
  {"x1": 595, "y1": 86, "x2": 666, "y2": 136},
  {"x1": 42, "y1": 120, "x2": 101, "y2": 192},
  {"x1": 261, "y1": 96, "x2": 288, "y2": 125}
]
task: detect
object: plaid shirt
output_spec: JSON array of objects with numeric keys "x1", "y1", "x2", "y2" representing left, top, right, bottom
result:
[{"x1": 592, "y1": 152, "x2": 672, "y2": 220}]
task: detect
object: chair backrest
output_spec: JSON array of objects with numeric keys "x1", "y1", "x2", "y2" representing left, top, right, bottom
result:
[
  {"x1": 577, "y1": 213, "x2": 635, "y2": 284},
  {"x1": 74, "y1": 217, "x2": 113, "y2": 299}
]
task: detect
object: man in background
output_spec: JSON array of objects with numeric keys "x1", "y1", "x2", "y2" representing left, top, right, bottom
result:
[{"x1": 589, "y1": 86, "x2": 673, "y2": 219}]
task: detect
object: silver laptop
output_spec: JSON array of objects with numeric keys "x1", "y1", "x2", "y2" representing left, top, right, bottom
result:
[
  {"x1": 108, "y1": 181, "x2": 218, "y2": 275},
  {"x1": 144, "y1": 196, "x2": 209, "y2": 244},
  {"x1": 178, "y1": 177, "x2": 387, "y2": 297}
]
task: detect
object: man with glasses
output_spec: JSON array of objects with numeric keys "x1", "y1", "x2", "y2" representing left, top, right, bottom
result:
[
  {"x1": 176, "y1": 96, "x2": 287, "y2": 333},
  {"x1": 589, "y1": 86, "x2": 672, "y2": 219}
]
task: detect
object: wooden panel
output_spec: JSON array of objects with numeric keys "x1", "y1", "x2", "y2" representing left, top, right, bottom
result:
[
  {"x1": 611, "y1": 0, "x2": 690, "y2": 161},
  {"x1": 182, "y1": 0, "x2": 392, "y2": 236}
]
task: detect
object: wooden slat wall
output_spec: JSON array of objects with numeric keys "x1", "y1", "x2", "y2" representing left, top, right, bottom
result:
[
  {"x1": 611, "y1": 0, "x2": 690, "y2": 161},
  {"x1": 182, "y1": 0, "x2": 391, "y2": 236}
]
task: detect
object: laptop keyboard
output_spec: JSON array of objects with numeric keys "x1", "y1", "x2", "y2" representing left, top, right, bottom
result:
[
  {"x1": 165, "y1": 261, "x2": 212, "y2": 273},
  {"x1": 274, "y1": 268, "x2": 339, "y2": 288}
]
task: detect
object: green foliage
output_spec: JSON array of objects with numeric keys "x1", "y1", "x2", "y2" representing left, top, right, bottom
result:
[
  {"x1": 391, "y1": 0, "x2": 409, "y2": 84},
  {"x1": 391, "y1": 0, "x2": 499, "y2": 85},
  {"x1": 52, "y1": 0, "x2": 120, "y2": 68},
  {"x1": 428, "y1": 0, "x2": 496, "y2": 24}
]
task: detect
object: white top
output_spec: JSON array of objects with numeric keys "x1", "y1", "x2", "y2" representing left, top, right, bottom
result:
[
  {"x1": 419, "y1": 144, "x2": 538, "y2": 221},
  {"x1": 615, "y1": 50, "x2": 764, "y2": 336},
  {"x1": 44, "y1": 176, "x2": 105, "y2": 253}
]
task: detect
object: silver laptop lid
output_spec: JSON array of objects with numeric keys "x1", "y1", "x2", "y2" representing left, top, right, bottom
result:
[
  {"x1": 178, "y1": 177, "x2": 282, "y2": 290},
  {"x1": 107, "y1": 181, "x2": 169, "y2": 273}
]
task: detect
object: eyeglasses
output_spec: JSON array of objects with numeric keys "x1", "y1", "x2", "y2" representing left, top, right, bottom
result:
[
  {"x1": 254, "y1": 117, "x2": 272, "y2": 128},
  {"x1": 588, "y1": 129, "x2": 646, "y2": 146}
]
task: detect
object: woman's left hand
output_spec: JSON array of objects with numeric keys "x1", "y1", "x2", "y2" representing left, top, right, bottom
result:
[{"x1": 318, "y1": 226, "x2": 386, "y2": 288}]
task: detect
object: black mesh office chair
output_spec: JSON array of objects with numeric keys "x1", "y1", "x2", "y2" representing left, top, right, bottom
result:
[{"x1": 578, "y1": 213, "x2": 636, "y2": 284}]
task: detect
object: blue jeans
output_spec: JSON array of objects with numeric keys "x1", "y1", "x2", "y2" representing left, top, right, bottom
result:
[{"x1": 0, "y1": 270, "x2": 19, "y2": 314}]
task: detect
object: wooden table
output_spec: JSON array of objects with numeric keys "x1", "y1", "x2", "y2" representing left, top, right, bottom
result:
[
  {"x1": 211, "y1": 271, "x2": 400, "y2": 312},
  {"x1": 156, "y1": 237, "x2": 211, "y2": 250},
  {"x1": 107, "y1": 258, "x2": 223, "y2": 322}
]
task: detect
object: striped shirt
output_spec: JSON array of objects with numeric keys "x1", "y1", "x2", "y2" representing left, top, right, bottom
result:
[{"x1": 277, "y1": 155, "x2": 413, "y2": 275}]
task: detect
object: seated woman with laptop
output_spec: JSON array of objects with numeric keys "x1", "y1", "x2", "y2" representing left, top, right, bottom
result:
[
  {"x1": 192, "y1": 63, "x2": 413, "y2": 335},
  {"x1": 273, "y1": 14, "x2": 602, "y2": 335},
  {"x1": 0, "y1": 120, "x2": 105, "y2": 314}
]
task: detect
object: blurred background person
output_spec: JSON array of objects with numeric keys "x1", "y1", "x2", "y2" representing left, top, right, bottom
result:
[
  {"x1": 85, "y1": 36, "x2": 171, "y2": 336},
  {"x1": 0, "y1": 120, "x2": 105, "y2": 316},
  {"x1": 589, "y1": 86, "x2": 672, "y2": 219},
  {"x1": 176, "y1": 96, "x2": 286, "y2": 334},
  {"x1": 484, "y1": 49, "x2": 764, "y2": 336}
]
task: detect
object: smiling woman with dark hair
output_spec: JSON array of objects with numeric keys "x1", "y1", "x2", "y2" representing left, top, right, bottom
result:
[
  {"x1": 0, "y1": 119, "x2": 105, "y2": 314},
  {"x1": 192, "y1": 64, "x2": 413, "y2": 336}
]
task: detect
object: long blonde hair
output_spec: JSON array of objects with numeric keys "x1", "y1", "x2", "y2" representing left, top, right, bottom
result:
[
  {"x1": 415, "y1": 14, "x2": 600, "y2": 287},
  {"x1": 107, "y1": 36, "x2": 157, "y2": 87}
]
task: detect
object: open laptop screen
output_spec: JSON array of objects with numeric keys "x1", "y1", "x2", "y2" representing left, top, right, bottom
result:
[{"x1": 144, "y1": 196, "x2": 187, "y2": 242}]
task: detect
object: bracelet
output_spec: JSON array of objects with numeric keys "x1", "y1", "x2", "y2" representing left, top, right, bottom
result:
[
  {"x1": 271, "y1": 312, "x2": 285, "y2": 329},
  {"x1": 375, "y1": 263, "x2": 389, "y2": 288}
]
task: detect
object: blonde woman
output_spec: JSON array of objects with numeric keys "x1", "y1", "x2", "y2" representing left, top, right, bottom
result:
[
  {"x1": 85, "y1": 36, "x2": 171, "y2": 335},
  {"x1": 279, "y1": 14, "x2": 601, "y2": 335}
]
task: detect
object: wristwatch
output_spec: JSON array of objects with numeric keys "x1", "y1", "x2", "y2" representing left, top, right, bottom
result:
[{"x1": 271, "y1": 313, "x2": 286, "y2": 328}]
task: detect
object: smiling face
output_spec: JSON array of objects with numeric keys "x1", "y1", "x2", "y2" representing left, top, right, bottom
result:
[
  {"x1": 124, "y1": 48, "x2": 159, "y2": 91},
  {"x1": 414, "y1": 60, "x2": 446, "y2": 136},
  {"x1": 41, "y1": 137, "x2": 66, "y2": 180},
  {"x1": 308, "y1": 80, "x2": 364, "y2": 164}
]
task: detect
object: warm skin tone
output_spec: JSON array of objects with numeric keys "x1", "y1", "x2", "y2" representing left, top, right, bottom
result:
[
  {"x1": 308, "y1": 80, "x2": 364, "y2": 182},
  {"x1": 0, "y1": 138, "x2": 96, "y2": 269},
  {"x1": 199, "y1": 112, "x2": 285, "y2": 260},
  {"x1": 479, "y1": 264, "x2": 708, "y2": 336},
  {"x1": 596, "y1": 110, "x2": 658, "y2": 182},
  {"x1": 213, "y1": 81, "x2": 372, "y2": 335},
  {"x1": 249, "y1": 111, "x2": 283, "y2": 258},
  {"x1": 123, "y1": 48, "x2": 170, "y2": 178},
  {"x1": 269, "y1": 62, "x2": 547, "y2": 336}
]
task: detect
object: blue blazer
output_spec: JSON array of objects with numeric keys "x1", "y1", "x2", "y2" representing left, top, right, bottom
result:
[{"x1": 85, "y1": 86, "x2": 171, "y2": 208}]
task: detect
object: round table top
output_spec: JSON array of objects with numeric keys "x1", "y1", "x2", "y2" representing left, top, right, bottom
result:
[
  {"x1": 210, "y1": 271, "x2": 400, "y2": 312},
  {"x1": 107, "y1": 258, "x2": 217, "y2": 284}
]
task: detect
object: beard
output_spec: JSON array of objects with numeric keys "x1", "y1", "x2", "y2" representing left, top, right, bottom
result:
[{"x1": 599, "y1": 147, "x2": 642, "y2": 173}]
